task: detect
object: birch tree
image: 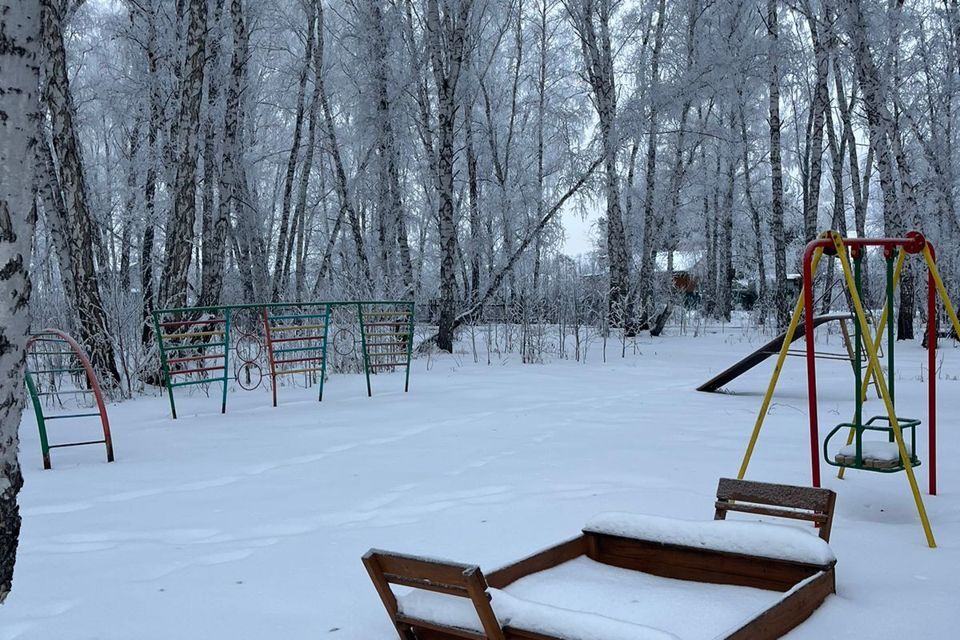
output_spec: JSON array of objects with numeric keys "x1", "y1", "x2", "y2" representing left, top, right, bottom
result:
[
  {"x1": 39, "y1": 0, "x2": 121, "y2": 384},
  {"x1": 427, "y1": 0, "x2": 474, "y2": 352},
  {"x1": 768, "y1": 0, "x2": 789, "y2": 329},
  {"x1": 159, "y1": 0, "x2": 206, "y2": 309},
  {"x1": 0, "y1": 0, "x2": 41, "y2": 601},
  {"x1": 565, "y1": 0, "x2": 633, "y2": 331}
]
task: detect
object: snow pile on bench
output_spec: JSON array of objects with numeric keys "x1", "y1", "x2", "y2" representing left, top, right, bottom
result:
[
  {"x1": 584, "y1": 512, "x2": 835, "y2": 565},
  {"x1": 838, "y1": 440, "x2": 911, "y2": 462}
]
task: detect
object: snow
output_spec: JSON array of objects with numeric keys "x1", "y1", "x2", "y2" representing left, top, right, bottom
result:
[
  {"x1": 584, "y1": 513, "x2": 836, "y2": 565},
  {"x1": 397, "y1": 555, "x2": 826, "y2": 640},
  {"x1": 397, "y1": 589, "x2": 490, "y2": 633},
  {"x1": 838, "y1": 440, "x2": 911, "y2": 462},
  {"x1": 502, "y1": 556, "x2": 776, "y2": 639},
  {"x1": 3, "y1": 328, "x2": 960, "y2": 638},
  {"x1": 398, "y1": 582, "x2": 680, "y2": 640}
]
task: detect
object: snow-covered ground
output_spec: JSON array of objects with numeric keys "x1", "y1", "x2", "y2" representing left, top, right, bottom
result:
[{"x1": 3, "y1": 327, "x2": 959, "y2": 638}]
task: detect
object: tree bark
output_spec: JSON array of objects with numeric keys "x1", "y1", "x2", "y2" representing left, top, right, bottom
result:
[
  {"x1": 198, "y1": 0, "x2": 229, "y2": 307},
  {"x1": 140, "y1": 0, "x2": 161, "y2": 347},
  {"x1": 41, "y1": 0, "x2": 121, "y2": 384},
  {"x1": 0, "y1": 0, "x2": 41, "y2": 602},
  {"x1": 317, "y1": 0, "x2": 372, "y2": 293},
  {"x1": 739, "y1": 96, "x2": 767, "y2": 320},
  {"x1": 637, "y1": 0, "x2": 667, "y2": 318},
  {"x1": 427, "y1": 0, "x2": 473, "y2": 352},
  {"x1": 803, "y1": 8, "x2": 830, "y2": 242},
  {"x1": 271, "y1": 3, "x2": 316, "y2": 301},
  {"x1": 566, "y1": 0, "x2": 632, "y2": 333},
  {"x1": 287, "y1": 0, "x2": 324, "y2": 299},
  {"x1": 371, "y1": 3, "x2": 414, "y2": 297},
  {"x1": 160, "y1": 0, "x2": 207, "y2": 309},
  {"x1": 768, "y1": 0, "x2": 789, "y2": 329}
]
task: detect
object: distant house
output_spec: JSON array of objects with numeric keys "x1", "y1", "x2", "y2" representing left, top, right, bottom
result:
[{"x1": 655, "y1": 251, "x2": 702, "y2": 293}]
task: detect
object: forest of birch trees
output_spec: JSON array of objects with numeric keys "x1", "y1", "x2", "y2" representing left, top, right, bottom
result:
[
  {"x1": 6, "y1": 0, "x2": 960, "y2": 599},
  {"x1": 10, "y1": 0, "x2": 960, "y2": 383}
]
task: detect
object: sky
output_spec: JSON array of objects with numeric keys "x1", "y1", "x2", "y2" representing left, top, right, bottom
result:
[{"x1": 560, "y1": 206, "x2": 598, "y2": 257}]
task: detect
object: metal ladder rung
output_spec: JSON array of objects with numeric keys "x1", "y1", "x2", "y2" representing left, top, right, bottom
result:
[{"x1": 48, "y1": 439, "x2": 107, "y2": 449}]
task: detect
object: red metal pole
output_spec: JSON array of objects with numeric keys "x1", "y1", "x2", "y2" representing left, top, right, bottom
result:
[
  {"x1": 802, "y1": 242, "x2": 822, "y2": 488},
  {"x1": 927, "y1": 244, "x2": 938, "y2": 496}
]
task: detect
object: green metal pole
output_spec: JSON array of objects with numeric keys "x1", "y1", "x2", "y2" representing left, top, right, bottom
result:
[
  {"x1": 222, "y1": 306, "x2": 231, "y2": 414},
  {"x1": 358, "y1": 303, "x2": 372, "y2": 397},
  {"x1": 319, "y1": 304, "x2": 331, "y2": 402},
  {"x1": 888, "y1": 250, "x2": 896, "y2": 421},
  {"x1": 154, "y1": 311, "x2": 177, "y2": 419},
  {"x1": 854, "y1": 253, "x2": 863, "y2": 466},
  {"x1": 24, "y1": 371, "x2": 51, "y2": 469},
  {"x1": 404, "y1": 301, "x2": 414, "y2": 393}
]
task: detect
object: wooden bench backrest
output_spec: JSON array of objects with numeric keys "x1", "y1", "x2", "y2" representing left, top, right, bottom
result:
[
  {"x1": 714, "y1": 478, "x2": 837, "y2": 542},
  {"x1": 362, "y1": 549, "x2": 504, "y2": 640}
]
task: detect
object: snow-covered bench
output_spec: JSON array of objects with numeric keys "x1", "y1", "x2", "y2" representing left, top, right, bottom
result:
[{"x1": 363, "y1": 478, "x2": 838, "y2": 640}]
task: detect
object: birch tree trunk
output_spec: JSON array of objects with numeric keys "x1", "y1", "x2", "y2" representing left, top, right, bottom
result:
[
  {"x1": 198, "y1": 0, "x2": 229, "y2": 307},
  {"x1": 739, "y1": 96, "x2": 767, "y2": 319},
  {"x1": 637, "y1": 0, "x2": 666, "y2": 319},
  {"x1": 223, "y1": 0, "x2": 265, "y2": 302},
  {"x1": 160, "y1": 0, "x2": 207, "y2": 309},
  {"x1": 803, "y1": 8, "x2": 830, "y2": 242},
  {"x1": 317, "y1": 0, "x2": 372, "y2": 292},
  {"x1": 834, "y1": 59, "x2": 871, "y2": 303},
  {"x1": 0, "y1": 0, "x2": 41, "y2": 601},
  {"x1": 41, "y1": 0, "x2": 120, "y2": 384},
  {"x1": 140, "y1": 0, "x2": 161, "y2": 347},
  {"x1": 844, "y1": 0, "x2": 900, "y2": 246},
  {"x1": 465, "y1": 100, "x2": 481, "y2": 304},
  {"x1": 566, "y1": 0, "x2": 632, "y2": 332},
  {"x1": 427, "y1": 0, "x2": 473, "y2": 352},
  {"x1": 768, "y1": 0, "x2": 789, "y2": 329},
  {"x1": 372, "y1": 3, "x2": 414, "y2": 297},
  {"x1": 717, "y1": 111, "x2": 736, "y2": 322},
  {"x1": 286, "y1": 0, "x2": 323, "y2": 299},
  {"x1": 271, "y1": 3, "x2": 316, "y2": 301},
  {"x1": 120, "y1": 124, "x2": 139, "y2": 290}
]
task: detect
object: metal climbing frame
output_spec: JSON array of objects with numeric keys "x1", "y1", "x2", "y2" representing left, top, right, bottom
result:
[
  {"x1": 24, "y1": 329, "x2": 114, "y2": 469},
  {"x1": 155, "y1": 301, "x2": 413, "y2": 416},
  {"x1": 153, "y1": 306, "x2": 232, "y2": 419},
  {"x1": 262, "y1": 303, "x2": 331, "y2": 406},
  {"x1": 358, "y1": 301, "x2": 416, "y2": 397}
]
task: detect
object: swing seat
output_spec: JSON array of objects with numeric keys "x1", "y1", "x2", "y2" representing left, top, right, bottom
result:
[{"x1": 824, "y1": 416, "x2": 921, "y2": 473}]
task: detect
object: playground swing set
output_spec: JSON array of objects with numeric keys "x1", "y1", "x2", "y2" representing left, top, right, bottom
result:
[{"x1": 737, "y1": 230, "x2": 960, "y2": 548}]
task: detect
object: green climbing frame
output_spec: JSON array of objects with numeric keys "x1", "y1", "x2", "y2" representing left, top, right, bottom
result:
[{"x1": 154, "y1": 300, "x2": 414, "y2": 418}]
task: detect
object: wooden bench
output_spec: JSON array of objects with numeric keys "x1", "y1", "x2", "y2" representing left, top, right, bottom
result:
[
  {"x1": 714, "y1": 477, "x2": 837, "y2": 542},
  {"x1": 363, "y1": 478, "x2": 839, "y2": 640}
]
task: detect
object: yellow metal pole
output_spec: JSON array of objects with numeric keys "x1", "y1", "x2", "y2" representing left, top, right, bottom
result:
[
  {"x1": 831, "y1": 233, "x2": 936, "y2": 548},
  {"x1": 923, "y1": 246, "x2": 960, "y2": 339},
  {"x1": 737, "y1": 248, "x2": 825, "y2": 480},
  {"x1": 838, "y1": 250, "x2": 906, "y2": 480}
]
